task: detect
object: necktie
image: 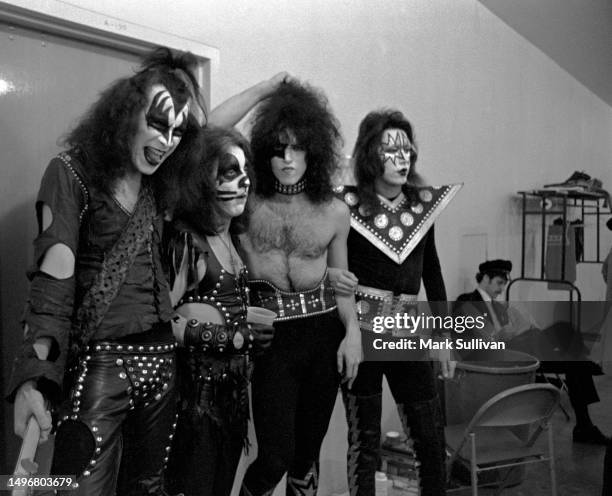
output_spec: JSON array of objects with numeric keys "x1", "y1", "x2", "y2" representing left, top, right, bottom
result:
[{"x1": 484, "y1": 300, "x2": 502, "y2": 337}]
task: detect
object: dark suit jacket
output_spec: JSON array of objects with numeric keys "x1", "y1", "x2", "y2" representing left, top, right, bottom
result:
[{"x1": 453, "y1": 289, "x2": 510, "y2": 330}]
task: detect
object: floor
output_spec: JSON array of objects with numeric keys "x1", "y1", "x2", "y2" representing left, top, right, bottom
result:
[{"x1": 448, "y1": 373, "x2": 612, "y2": 496}]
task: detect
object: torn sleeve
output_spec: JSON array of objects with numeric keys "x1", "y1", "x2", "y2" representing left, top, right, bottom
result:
[{"x1": 6, "y1": 155, "x2": 86, "y2": 402}]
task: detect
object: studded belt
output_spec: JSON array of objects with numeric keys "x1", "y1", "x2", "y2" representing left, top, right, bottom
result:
[
  {"x1": 83, "y1": 341, "x2": 176, "y2": 407},
  {"x1": 355, "y1": 284, "x2": 418, "y2": 332},
  {"x1": 249, "y1": 273, "x2": 337, "y2": 322}
]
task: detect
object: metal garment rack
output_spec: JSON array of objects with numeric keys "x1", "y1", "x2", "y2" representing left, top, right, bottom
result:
[{"x1": 507, "y1": 189, "x2": 610, "y2": 328}]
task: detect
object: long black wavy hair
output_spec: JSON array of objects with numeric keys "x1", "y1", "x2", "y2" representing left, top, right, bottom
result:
[
  {"x1": 250, "y1": 80, "x2": 342, "y2": 203},
  {"x1": 60, "y1": 46, "x2": 206, "y2": 193},
  {"x1": 353, "y1": 109, "x2": 421, "y2": 213},
  {"x1": 158, "y1": 125, "x2": 254, "y2": 237}
]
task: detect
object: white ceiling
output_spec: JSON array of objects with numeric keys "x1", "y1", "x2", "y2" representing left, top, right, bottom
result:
[{"x1": 479, "y1": 0, "x2": 612, "y2": 108}]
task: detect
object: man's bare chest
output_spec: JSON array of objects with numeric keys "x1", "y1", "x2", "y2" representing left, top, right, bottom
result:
[{"x1": 248, "y1": 202, "x2": 333, "y2": 259}]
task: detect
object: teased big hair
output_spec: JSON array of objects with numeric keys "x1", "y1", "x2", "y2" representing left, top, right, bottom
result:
[
  {"x1": 249, "y1": 80, "x2": 342, "y2": 203},
  {"x1": 61, "y1": 46, "x2": 205, "y2": 193},
  {"x1": 158, "y1": 125, "x2": 253, "y2": 237},
  {"x1": 352, "y1": 109, "x2": 421, "y2": 214}
]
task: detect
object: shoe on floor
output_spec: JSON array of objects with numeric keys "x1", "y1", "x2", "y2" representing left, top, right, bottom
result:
[{"x1": 573, "y1": 425, "x2": 610, "y2": 445}]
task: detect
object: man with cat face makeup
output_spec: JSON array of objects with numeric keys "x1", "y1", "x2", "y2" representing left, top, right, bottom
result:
[
  {"x1": 7, "y1": 46, "x2": 290, "y2": 496},
  {"x1": 333, "y1": 110, "x2": 460, "y2": 496},
  {"x1": 160, "y1": 126, "x2": 274, "y2": 496},
  {"x1": 237, "y1": 80, "x2": 362, "y2": 496}
]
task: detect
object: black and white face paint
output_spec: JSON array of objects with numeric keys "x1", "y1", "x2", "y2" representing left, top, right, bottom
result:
[
  {"x1": 215, "y1": 145, "x2": 250, "y2": 220},
  {"x1": 130, "y1": 83, "x2": 189, "y2": 176},
  {"x1": 270, "y1": 129, "x2": 307, "y2": 185},
  {"x1": 377, "y1": 128, "x2": 413, "y2": 187}
]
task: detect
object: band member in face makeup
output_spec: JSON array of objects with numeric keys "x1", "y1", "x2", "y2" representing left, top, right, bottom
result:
[
  {"x1": 237, "y1": 80, "x2": 362, "y2": 496},
  {"x1": 332, "y1": 110, "x2": 460, "y2": 496},
  {"x1": 7, "y1": 44, "x2": 291, "y2": 496},
  {"x1": 160, "y1": 126, "x2": 274, "y2": 496}
]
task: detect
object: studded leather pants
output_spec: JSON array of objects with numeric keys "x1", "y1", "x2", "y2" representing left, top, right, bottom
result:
[{"x1": 50, "y1": 340, "x2": 178, "y2": 496}]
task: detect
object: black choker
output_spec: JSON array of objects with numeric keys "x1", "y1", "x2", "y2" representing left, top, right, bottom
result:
[{"x1": 274, "y1": 179, "x2": 306, "y2": 195}]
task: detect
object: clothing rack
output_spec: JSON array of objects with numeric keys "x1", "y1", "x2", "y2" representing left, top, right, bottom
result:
[{"x1": 507, "y1": 189, "x2": 610, "y2": 328}]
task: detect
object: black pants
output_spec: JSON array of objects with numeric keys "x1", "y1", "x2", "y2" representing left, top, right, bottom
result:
[
  {"x1": 508, "y1": 328, "x2": 600, "y2": 413},
  {"x1": 49, "y1": 342, "x2": 177, "y2": 496},
  {"x1": 167, "y1": 407, "x2": 244, "y2": 496},
  {"x1": 241, "y1": 312, "x2": 345, "y2": 496},
  {"x1": 603, "y1": 442, "x2": 612, "y2": 496},
  {"x1": 342, "y1": 361, "x2": 446, "y2": 496},
  {"x1": 166, "y1": 352, "x2": 251, "y2": 496}
]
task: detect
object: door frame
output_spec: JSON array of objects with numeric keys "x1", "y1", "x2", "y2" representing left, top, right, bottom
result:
[
  {"x1": 0, "y1": 0, "x2": 218, "y2": 108},
  {"x1": 0, "y1": 0, "x2": 218, "y2": 472}
]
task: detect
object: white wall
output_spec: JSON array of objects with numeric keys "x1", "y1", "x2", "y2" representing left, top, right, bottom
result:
[
  {"x1": 3, "y1": 1, "x2": 611, "y2": 493},
  {"x1": 17, "y1": 0, "x2": 609, "y2": 301},
  {"x1": 9, "y1": 0, "x2": 612, "y2": 300}
]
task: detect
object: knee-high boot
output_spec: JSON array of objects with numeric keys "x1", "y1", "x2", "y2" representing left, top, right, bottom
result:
[
  {"x1": 238, "y1": 482, "x2": 274, "y2": 496},
  {"x1": 397, "y1": 397, "x2": 446, "y2": 496},
  {"x1": 343, "y1": 391, "x2": 383, "y2": 496},
  {"x1": 286, "y1": 462, "x2": 318, "y2": 496}
]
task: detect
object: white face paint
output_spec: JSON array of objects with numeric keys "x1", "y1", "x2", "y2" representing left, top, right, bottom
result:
[
  {"x1": 130, "y1": 83, "x2": 189, "y2": 176},
  {"x1": 270, "y1": 129, "x2": 307, "y2": 185},
  {"x1": 377, "y1": 128, "x2": 413, "y2": 188},
  {"x1": 215, "y1": 145, "x2": 250, "y2": 220}
]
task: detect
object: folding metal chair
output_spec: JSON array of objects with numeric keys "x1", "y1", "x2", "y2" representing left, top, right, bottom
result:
[{"x1": 445, "y1": 383, "x2": 560, "y2": 496}]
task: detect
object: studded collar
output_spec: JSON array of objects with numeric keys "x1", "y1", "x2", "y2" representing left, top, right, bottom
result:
[{"x1": 336, "y1": 184, "x2": 462, "y2": 264}]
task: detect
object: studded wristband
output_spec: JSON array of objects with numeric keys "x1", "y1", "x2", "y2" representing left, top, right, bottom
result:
[{"x1": 183, "y1": 319, "x2": 254, "y2": 354}]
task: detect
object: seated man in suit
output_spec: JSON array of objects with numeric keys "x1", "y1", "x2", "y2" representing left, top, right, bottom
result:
[{"x1": 453, "y1": 259, "x2": 609, "y2": 445}]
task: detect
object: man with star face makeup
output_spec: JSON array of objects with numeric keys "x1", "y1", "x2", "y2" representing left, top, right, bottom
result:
[
  {"x1": 237, "y1": 80, "x2": 362, "y2": 496},
  {"x1": 7, "y1": 45, "x2": 292, "y2": 496},
  {"x1": 332, "y1": 110, "x2": 461, "y2": 496},
  {"x1": 158, "y1": 126, "x2": 274, "y2": 496}
]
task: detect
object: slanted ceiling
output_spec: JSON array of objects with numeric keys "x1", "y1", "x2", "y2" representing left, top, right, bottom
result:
[{"x1": 479, "y1": 0, "x2": 612, "y2": 108}]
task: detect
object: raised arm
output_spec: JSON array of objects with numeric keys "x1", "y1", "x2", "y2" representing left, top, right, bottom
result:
[{"x1": 208, "y1": 72, "x2": 290, "y2": 128}]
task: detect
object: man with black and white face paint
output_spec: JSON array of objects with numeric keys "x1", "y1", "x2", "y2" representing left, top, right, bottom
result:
[
  {"x1": 7, "y1": 48, "x2": 201, "y2": 496},
  {"x1": 8, "y1": 44, "x2": 292, "y2": 496},
  {"x1": 160, "y1": 126, "x2": 275, "y2": 496},
  {"x1": 215, "y1": 147, "x2": 251, "y2": 218},
  {"x1": 331, "y1": 109, "x2": 461, "y2": 496},
  {"x1": 237, "y1": 80, "x2": 362, "y2": 496},
  {"x1": 131, "y1": 83, "x2": 190, "y2": 175}
]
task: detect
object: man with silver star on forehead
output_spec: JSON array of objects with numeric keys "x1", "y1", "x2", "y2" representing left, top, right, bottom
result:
[{"x1": 331, "y1": 109, "x2": 461, "y2": 496}]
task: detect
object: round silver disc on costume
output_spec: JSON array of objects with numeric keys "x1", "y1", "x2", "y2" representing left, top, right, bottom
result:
[
  {"x1": 374, "y1": 213, "x2": 389, "y2": 229},
  {"x1": 233, "y1": 331, "x2": 244, "y2": 350},
  {"x1": 411, "y1": 203, "x2": 423, "y2": 214},
  {"x1": 389, "y1": 226, "x2": 404, "y2": 241},
  {"x1": 334, "y1": 185, "x2": 345, "y2": 193},
  {"x1": 358, "y1": 205, "x2": 369, "y2": 217},
  {"x1": 345, "y1": 192, "x2": 358, "y2": 206},
  {"x1": 400, "y1": 212, "x2": 414, "y2": 226},
  {"x1": 419, "y1": 189, "x2": 433, "y2": 202},
  {"x1": 356, "y1": 300, "x2": 370, "y2": 315}
]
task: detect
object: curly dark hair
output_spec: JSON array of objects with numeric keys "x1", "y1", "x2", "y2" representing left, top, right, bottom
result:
[
  {"x1": 249, "y1": 80, "x2": 342, "y2": 203},
  {"x1": 158, "y1": 125, "x2": 254, "y2": 237},
  {"x1": 353, "y1": 109, "x2": 421, "y2": 214},
  {"x1": 60, "y1": 46, "x2": 205, "y2": 193}
]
